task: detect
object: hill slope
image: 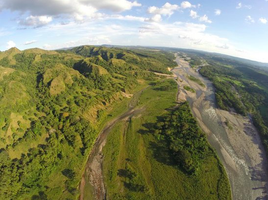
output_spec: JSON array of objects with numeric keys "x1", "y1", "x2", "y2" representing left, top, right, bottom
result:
[{"x1": 0, "y1": 46, "x2": 177, "y2": 199}]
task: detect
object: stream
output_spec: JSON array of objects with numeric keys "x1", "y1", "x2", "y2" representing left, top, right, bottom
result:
[
  {"x1": 172, "y1": 55, "x2": 268, "y2": 200},
  {"x1": 79, "y1": 90, "x2": 145, "y2": 200}
]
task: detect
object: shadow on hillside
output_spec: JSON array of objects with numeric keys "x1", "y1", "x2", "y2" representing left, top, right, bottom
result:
[
  {"x1": 137, "y1": 122, "x2": 155, "y2": 135},
  {"x1": 137, "y1": 115, "x2": 167, "y2": 135},
  {"x1": 149, "y1": 141, "x2": 174, "y2": 166},
  {"x1": 117, "y1": 169, "x2": 145, "y2": 192},
  {"x1": 137, "y1": 116, "x2": 176, "y2": 167}
]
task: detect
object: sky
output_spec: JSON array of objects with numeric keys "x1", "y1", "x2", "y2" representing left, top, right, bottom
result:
[{"x1": 0, "y1": 0, "x2": 268, "y2": 63}]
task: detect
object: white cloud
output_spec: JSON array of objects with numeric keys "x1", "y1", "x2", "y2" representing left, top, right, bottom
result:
[
  {"x1": 215, "y1": 9, "x2": 221, "y2": 16},
  {"x1": 90, "y1": 0, "x2": 141, "y2": 12},
  {"x1": 236, "y1": 3, "x2": 252, "y2": 9},
  {"x1": 42, "y1": 33, "x2": 112, "y2": 50},
  {"x1": 178, "y1": 35, "x2": 190, "y2": 39},
  {"x1": 1, "y1": 0, "x2": 142, "y2": 27},
  {"x1": 236, "y1": 3, "x2": 242, "y2": 9},
  {"x1": 147, "y1": 2, "x2": 179, "y2": 16},
  {"x1": 244, "y1": 5, "x2": 252, "y2": 9},
  {"x1": 146, "y1": 14, "x2": 162, "y2": 22},
  {"x1": 245, "y1": 15, "x2": 255, "y2": 23},
  {"x1": 37, "y1": 18, "x2": 226, "y2": 52},
  {"x1": 1, "y1": 0, "x2": 141, "y2": 15},
  {"x1": 259, "y1": 17, "x2": 267, "y2": 24},
  {"x1": 148, "y1": 6, "x2": 157, "y2": 14},
  {"x1": 0, "y1": 29, "x2": 11, "y2": 37},
  {"x1": 27, "y1": 19, "x2": 266, "y2": 62},
  {"x1": 73, "y1": 14, "x2": 84, "y2": 22},
  {"x1": 190, "y1": 10, "x2": 198, "y2": 19},
  {"x1": 112, "y1": 15, "x2": 145, "y2": 22},
  {"x1": 137, "y1": 22, "x2": 231, "y2": 52},
  {"x1": 24, "y1": 40, "x2": 37, "y2": 45},
  {"x1": 19, "y1": 15, "x2": 53, "y2": 27},
  {"x1": 147, "y1": 2, "x2": 179, "y2": 23},
  {"x1": 43, "y1": 44, "x2": 52, "y2": 49},
  {"x1": 7, "y1": 41, "x2": 16, "y2": 49},
  {"x1": 216, "y1": 44, "x2": 230, "y2": 49},
  {"x1": 199, "y1": 15, "x2": 212, "y2": 23},
  {"x1": 181, "y1": 1, "x2": 195, "y2": 9}
]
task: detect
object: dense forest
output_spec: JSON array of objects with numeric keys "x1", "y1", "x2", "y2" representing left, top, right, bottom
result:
[
  {"x1": 0, "y1": 46, "x2": 177, "y2": 199},
  {"x1": 154, "y1": 102, "x2": 210, "y2": 175}
]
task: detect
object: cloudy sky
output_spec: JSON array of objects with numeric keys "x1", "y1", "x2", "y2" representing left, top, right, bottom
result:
[{"x1": 0, "y1": 0, "x2": 267, "y2": 62}]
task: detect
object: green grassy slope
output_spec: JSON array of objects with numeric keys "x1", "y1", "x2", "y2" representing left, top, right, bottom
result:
[{"x1": 103, "y1": 79, "x2": 231, "y2": 200}]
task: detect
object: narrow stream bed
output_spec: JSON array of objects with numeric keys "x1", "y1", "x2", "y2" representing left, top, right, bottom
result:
[
  {"x1": 172, "y1": 56, "x2": 268, "y2": 200},
  {"x1": 79, "y1": 89, "x2": 145, "y2": 200}
]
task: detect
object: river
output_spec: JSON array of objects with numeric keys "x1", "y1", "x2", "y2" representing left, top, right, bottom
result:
[
  {"x1": 172, "y1": 55, "x2": 268, "y2": 200},
  {"x1": 80, "y1": 54, "x2": 268, "y2": 200}
]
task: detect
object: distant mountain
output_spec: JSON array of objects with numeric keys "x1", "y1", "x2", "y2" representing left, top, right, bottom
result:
[{"x1": 166, "y1": 47, "x2": 268, "y2": 69}]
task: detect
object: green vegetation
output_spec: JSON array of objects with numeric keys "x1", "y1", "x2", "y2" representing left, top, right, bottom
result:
[
  {"x1": 103, "y1": 79, "x2": 231, "y2": 200},
  {"x1": 224, "y1": 120, "x2": 233, "y2": 130},
  {"x1": 189, "y1": 56, "x2": 202, "y2": 68},
  {"x1": 188, "y1": 75, "x2": 205, "y2": 87},
  {"x1": 183, "y1": 85, "x2": 196, "y2": 93},
  {"x1": 0, "y1": 46, "x2": 177, "y2": 199}
]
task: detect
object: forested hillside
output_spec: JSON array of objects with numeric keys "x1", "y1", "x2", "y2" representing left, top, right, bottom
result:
[{"x1": 0, "y1": 46, "x2": 176, "y2": 199}]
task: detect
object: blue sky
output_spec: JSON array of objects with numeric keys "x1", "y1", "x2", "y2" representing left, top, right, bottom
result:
[{"x1": 0, "y1": 0, "x2": 267, "y2": 62}]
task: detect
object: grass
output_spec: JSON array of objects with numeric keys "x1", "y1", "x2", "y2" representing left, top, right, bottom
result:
[
  {"x1": 188, "y1": 75, "x2": 205, "y2": 87},
  {"x1": 0, "y1": 66, "x2": 15, "y2": 80},
  {"x1": 103, "y1": 79, "x2": 231, "y2": 200},
  {"x1": 184, "y1": 85, "x2": 196, "y2": 93},
  {"x1": 221, "y1": 77, "x2": 244, "y2": 87},
  {"x1": 224, "y1": 120, "x2": 233, "y2": 130}
]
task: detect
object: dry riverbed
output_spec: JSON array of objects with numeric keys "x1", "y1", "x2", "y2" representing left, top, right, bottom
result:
[
  {"x1": 172, "y1": 55, "x2": 268, "y2": 200},
  {"x1": 79, "y1": 91, "x2": 145, "y2": 200}
]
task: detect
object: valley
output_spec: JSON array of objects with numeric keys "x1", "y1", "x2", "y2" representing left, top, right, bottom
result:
[
  {"x1": 0, "y1": 45, "x2": 267, "y2": 200},
  {"x1": 98, "y1": 57, "x2": 231, "y2": 199},
  {"x1": 2, "y1": 1, "x2": 268, "y2": 200}
]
